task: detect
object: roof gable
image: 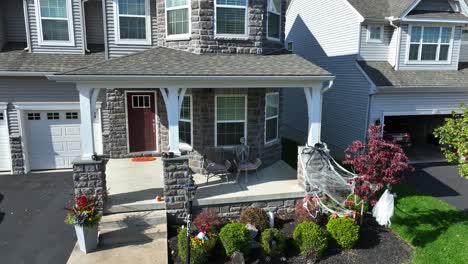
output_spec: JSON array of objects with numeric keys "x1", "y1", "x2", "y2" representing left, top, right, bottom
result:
[{"x1": 346, "y1": 0, "x2": 416, "y2": 19}]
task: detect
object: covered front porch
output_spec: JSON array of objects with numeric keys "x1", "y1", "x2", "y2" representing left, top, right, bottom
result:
[{"x1": 48, "y1": 47, "x2": 334, "y2": 220}]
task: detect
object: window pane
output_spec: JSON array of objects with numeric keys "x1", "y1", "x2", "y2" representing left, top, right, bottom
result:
[
  {"x1": 409, "y1": 44, "x2": 419, "y2": 60},
  {"x1": 120, "y1": 17, "x2": 146, "y2": 39},
  {"x1": 422, "y1": 27, "x2": 440, "y2": 43},
  {"x1": 166, "y1": 0, "x2": 188, "y2": 8},
  {"x1": 265, "y1": 118, "x2": 278, "y2": 142},
  {"x1": 179, "y1": 121, "x2": 191, "y2": 145},
  {"x1": 216, "y1": 7, "x2": 245, "y2": 35},
  {"x1": 463, "y1": 30, "x2": 468, "y2": 41},
  {"x1": 439, "y1": 45, "x2": 449, "y2": 61},
  {"x1": 167, "y1": 8, "x2": 189, "y2": 35},
  {"x1": 441, "y1": 27, "x2": 452, "y2": 43},
  {"x1": 217, "y1": 96, "x2": 245, "y2": 121},
  {"x1": 369, "y1": 26, "x2": 381, "y2": 40},
  {"x1": 42, "y1": 20, "x2": 69, "y2": 41},
  {"x1": 268, "y1": 0, "x2": 281, "y2": 13},
  {"x1": 40, "y1": 0, "x2": 67, "y2": 18},
  {"x1": 421, "y1": 44, "x2": 437, "y2": 60},
  {"x1": 119, "y1": 0, "x2": 145, "y2": 15},
  {"x1": 266, "y1": 94, "x2": 279, "y2": 117},
  {"x1": 268, "y1": 13, "x2": 280, "y2": 39},
  {"x1": 180, "y1": 96, "x2": 191, "y2": 120},
  {"x1": 410, "y1": 26, "x2": 422, "y2": 42},
  {"x1": 216, "y1": 0, "x2": 247, "y2": 6},
  {"x1": 217, "y1": 123, "x2": 244, "y2": 146}
]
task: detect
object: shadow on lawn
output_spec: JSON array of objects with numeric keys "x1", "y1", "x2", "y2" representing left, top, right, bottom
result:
[{"x1": 392, "y1": 185, "x2": 468, "y2": 247}]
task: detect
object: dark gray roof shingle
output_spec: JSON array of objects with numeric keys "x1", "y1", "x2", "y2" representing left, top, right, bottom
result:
[
  {"x1": 347, "y1": 0, "x2": 415, "y2": 18},
  {"x1": 0, "y1": 43, "x2": 105, "y2": 73},
  {"x1": 406, "y1": 10, "x2": 468, "y2": 19},
  {"x1": 59, "y1": 46, "x2": 331, "y2": 76},
  {"x1": 358, "y1": 60, "x2": 468, "y2": 88}
]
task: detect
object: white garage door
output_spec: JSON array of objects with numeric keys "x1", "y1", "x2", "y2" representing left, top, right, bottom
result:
[
  {"x1": 25, "y1": 110, "x2": 102, "y2": 171},
  {"x1": 0, "y1": 110, "x2": 11, "y2": 171}
]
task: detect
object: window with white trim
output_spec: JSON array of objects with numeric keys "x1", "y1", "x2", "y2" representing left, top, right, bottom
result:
[
  {"x1": 166, "y1": 0, "x2": 190, "y2": 37},
  {"x1": 132, "y1": 95, "x2": 151, "y2": 108},
  {"x1": 28, "y1": 113, "x2": 41, "y2": 120},
  {"x1": 267, "y1": 0, "x2": 281, "y2": 39},
  {"x1": 179, "y1": 96, "x2": 192, "y2": 145},
  {"x1": 115, "y1": 0, "x2": 151, "y2": 44},
  {"x1": 265, "y1": 93, "x2": 279, "y2": 143},
  {"x1": 216, "y1": 96, "x2": 246, "y2": 146},
  {"x1": 66, "y1": 112, "x2": 79, "y2": 119},
  {"x1": 215, "y1": 0, "x2": 248, "y2": 37},
  {"x1": 367, "y1": 25, "x2": 383, "y2": 43},
  {"x1": 462, "y1": 29, "x2": 468, "y2": 43},
  {"x1": 47, "y1": 112, "x2": 60, "y2": 120},
  {"x1": 408, "y1": 26, "x2": 453, "y2": 62},
  {"x1": 36, "y1": 0, "x2": 73, "y2": 44},
  {"x1": 0, "y1": 113, "x2": 4, "y2": 121}
]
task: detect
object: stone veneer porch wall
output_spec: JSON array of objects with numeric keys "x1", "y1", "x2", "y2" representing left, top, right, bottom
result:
[{"x1": 103, "y1": 88, "x2": 283, "y2": 170}]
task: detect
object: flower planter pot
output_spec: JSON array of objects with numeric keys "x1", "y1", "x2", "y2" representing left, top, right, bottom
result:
[{"x1": 75, "y1": 225, "x2": 99, "y2": 253}]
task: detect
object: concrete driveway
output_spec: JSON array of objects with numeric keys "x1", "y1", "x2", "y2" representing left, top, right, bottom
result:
[
  {"x1": 0, "y1": 171, "x2": 76, "y2": 264},
  {"x1": 405, "y1": 162, "x2": 468, "y2": 212}
]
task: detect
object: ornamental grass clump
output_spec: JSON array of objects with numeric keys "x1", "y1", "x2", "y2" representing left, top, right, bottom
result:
[
  {"x1": 177, "y1": 227, "x2": 218, "y2": 264},
  {"x1": 260, "y1": 228, "x2": 286, "y2": 257},
  {"x1": 239, "y1": 207, "x2": 269, "y2": 232},
  {"x1": 219, "y1": 223, "x2": 252, "y2": 257},
  {"x1": 65, "y1": 195, "x2": 101, "y2": 227},
  {"x1": 326, "y1": 217, "x2": 360, "y2": 249},
  {"x1": 293, "y1": 221, "x2": 328, "y2": 257}
]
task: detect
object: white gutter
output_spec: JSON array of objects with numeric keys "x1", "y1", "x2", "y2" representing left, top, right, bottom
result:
[
  {"x1": 22, "y1": 0, "x2": 31, "y2": 52},
  {"x1": 80, "y1": 0, "x2": 90, "y2": 53},
  {"x1": 401, "y1": 17, "x2": 468, "y2": 23},
  {"x1": 0, "y1": 71, "x2": 52, "y2": 77},
  {"x1": 386, "y1": 16, "x2": 401, "y2": 70},
  {"x1": 47, "y1": 74, "x2": 336, "y2": 82}
]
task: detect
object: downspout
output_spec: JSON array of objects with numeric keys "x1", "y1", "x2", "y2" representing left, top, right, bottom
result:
[
  {"x1": 81, "y1": 0, "x2": 90, "y2": 53},
  {"x1": 386, "y1": 16, "x2": 401, "y2": 70},
  {"x1": 321, "y1": 80, "x2": 334, "y2": 94},
  {"x1": 102, "y1": 0, "x2": 109, "y2": 60},
  {"x1": 22, "y1": 0, "x2": 31, "y2": 52}
]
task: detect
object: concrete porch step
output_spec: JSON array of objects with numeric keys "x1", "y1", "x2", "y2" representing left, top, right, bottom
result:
[{"x1": 105, "y1": 200, "x2": 166, "y2": 214}]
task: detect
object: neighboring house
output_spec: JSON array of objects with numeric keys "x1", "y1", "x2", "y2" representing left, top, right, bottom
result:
[
  {"x1": 0, "y1": 0, "x2": 332, "y2": 185},
  {"x1": 284, "y1": 0, "x2": 468, "y2": 160}
]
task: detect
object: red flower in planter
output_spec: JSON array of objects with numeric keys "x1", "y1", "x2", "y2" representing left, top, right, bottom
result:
[{"x1": 76, "y1": 196, "x2": 88, "y2": 209}]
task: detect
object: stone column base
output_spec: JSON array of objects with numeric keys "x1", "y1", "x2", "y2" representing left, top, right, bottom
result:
[
  {"x1": 72, "y1": 158, "x2": 107, "y2": 209},
  {"x1": 162, "y1": 156, "x2": 191, "y2": 224}
]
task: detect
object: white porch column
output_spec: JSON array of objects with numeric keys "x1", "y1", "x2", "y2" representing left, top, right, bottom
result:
[
  {"x1": 160, "y1": 87, "x2": 187, "y2": 156},
  {"x1": 77, "y1": 85, "x2": 100, "y2": 160},
  {"x1": 304, "y1": 85, "x2": 323, "y2": 146}
]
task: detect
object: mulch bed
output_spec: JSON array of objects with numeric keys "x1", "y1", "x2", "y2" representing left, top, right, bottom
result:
[{"x1": 168, "y1": 215, "x2": 412, "y2": 264}]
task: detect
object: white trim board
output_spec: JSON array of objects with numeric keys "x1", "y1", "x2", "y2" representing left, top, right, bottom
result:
[{"x1": 34, "y1": 0, "x2": 75, "y2": 46}]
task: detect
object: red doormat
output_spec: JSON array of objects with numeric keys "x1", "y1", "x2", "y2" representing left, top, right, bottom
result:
[{"x1": 131, "y1": 157, "x2": 157, "y2": 162}]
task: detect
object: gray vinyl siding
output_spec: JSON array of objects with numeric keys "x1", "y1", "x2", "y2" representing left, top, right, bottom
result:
[
  {"x1": 27, "y1": 0, "x2": 84, "y2": 54},
  {"x1": 359, "y1": 25, "x2": 393, "y2": 61},
  {"x1": 460, "y1": 43, "x2": 468, "y2": 62},
  {"x1": 5, "y1": 0, "x2": 27, "y2": 43},
  {"x1": 105, "y1": 0, "x2": 157, "y2": 58},
  {"x1": 0, "y1": 8, "x2": 5, "y2": 50},
  {"x1": 85, "y1": 0, "x2": 104, "y2": 45},
  {"x1": 398, "y1": 24, "x2": 462, "y2": 70},
  {"x1": 285, "y1": 0, "x2": 370, "y2": 156},
  {"x1": 369, "y1": 92, "x2": 468, "y2": 124}
]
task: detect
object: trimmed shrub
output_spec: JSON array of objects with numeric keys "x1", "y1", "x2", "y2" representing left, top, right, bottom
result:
[
  {"x1": 326, "y1": 217, "x2": 360, "y2": 249},
  {"x1": 193, "y1": 209, "x2": 223, "y2": 232},
  {"x1": 178, "y1": 228, "x2": 218, "y2": 264},
  {"x1": 293, "y1": 221, "x2": 328, "y2": 256},
  {"x1": 219, "y1": 223, "x2": 252, "y2": 257},
  {"x1": 239, "y1": 207, "x2": 269, "y2": 232},
  {"x1": 260, "y1": 228, "x2": 286, "y2": 256}
]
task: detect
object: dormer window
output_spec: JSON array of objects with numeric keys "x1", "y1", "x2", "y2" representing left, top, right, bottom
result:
[
  {"x1": 35, "y1": 0, "x2": 74, "y2": 46},
  {"x1": 367, "y1": 25, "x2": 383, "y2": 43},
  {"x1": 166, "y1": 0, "x2": 190, "y2": 38},
  {"x1": 407, "y1": 26, "x2": 453, "y2": 63},
  {"x1": 114, "y1": 0, "x2": 151, "y2": 45},
  {"x1": 215, "y1": 0, "x2": 248, "y2": 38},
  {"x1": 267, "y1": 0, "x2": 281, "y2": 40}
]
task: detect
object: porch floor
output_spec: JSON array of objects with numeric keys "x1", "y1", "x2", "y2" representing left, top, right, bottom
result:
[
  {"x1": 193, "y1": 160, "x2": 304, "y2": 206},
  {"x1": 105, "y1": 158, "x2": 165, "y2": 214}
]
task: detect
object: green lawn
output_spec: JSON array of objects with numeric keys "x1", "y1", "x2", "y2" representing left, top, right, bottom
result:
[{"x1": 391, "y1": 184, "x2": 468, "y2": 264}]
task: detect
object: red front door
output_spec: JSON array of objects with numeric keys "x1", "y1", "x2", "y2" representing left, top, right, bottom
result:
[{"x1": 127, "y1": 92, "x2": 156, "y2": 152}]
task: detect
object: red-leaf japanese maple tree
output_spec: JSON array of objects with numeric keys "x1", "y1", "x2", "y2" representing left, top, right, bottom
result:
[{"x1": 343, "y1": 124, "x2": 413, "y2": 205}]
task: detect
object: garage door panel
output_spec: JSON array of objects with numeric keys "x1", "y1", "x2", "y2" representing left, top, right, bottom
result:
[
  {"x1": 65, "y1": 126, "x2": 80, "y2": 136},
  {"x1": 67, "y1": 141, "x2": 81, "y2": 151}
]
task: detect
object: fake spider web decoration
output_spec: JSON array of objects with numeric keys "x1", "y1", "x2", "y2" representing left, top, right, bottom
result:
[{"x1": 299, "y1": 143, "x2": 359, "y2": 217}]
